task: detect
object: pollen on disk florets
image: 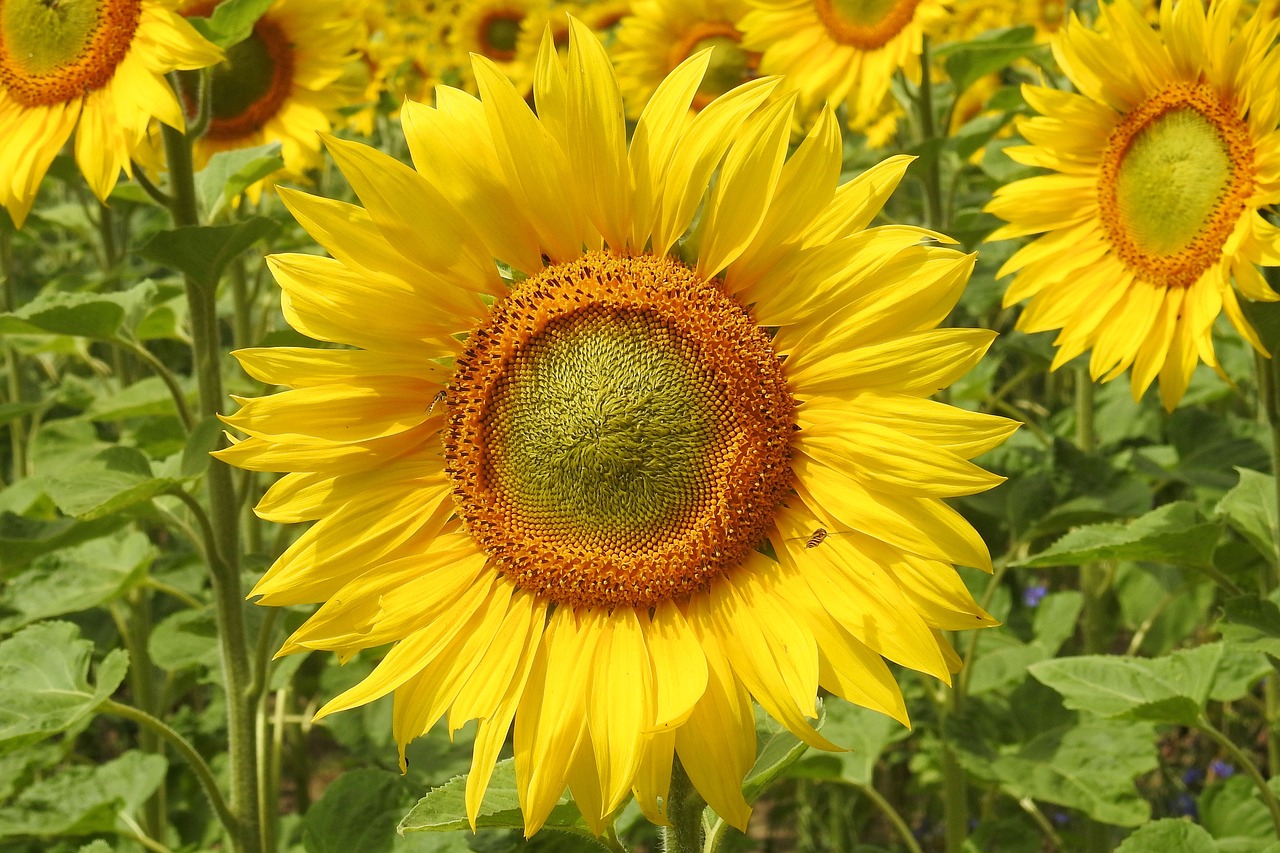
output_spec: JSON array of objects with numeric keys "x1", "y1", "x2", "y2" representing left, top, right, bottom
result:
[
  {"x1": 443, "y1": 250, "x2": 795, "y2": 609},
  {"x1": 0, "y1": 0, "x2": 142, "y2": 107}
]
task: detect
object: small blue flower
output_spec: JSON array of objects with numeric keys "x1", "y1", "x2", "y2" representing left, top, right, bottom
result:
[
  {"x1": 1023, "y1": 584, "x2": 1048, "y2": 608},
  {"x1": 1170, "y1": 792, "x2": 1198, "y2": 819},
  {"x1": 1210, "y1": 760, "x2": 1235, "y2": 778},
  {"x1": 1182, "y1": 767, "x2": 1204, "y2": 786}
]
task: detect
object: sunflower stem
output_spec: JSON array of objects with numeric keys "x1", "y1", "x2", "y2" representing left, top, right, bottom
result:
[
  {"x1": 662, "y1": 758, "x2": 705, "y2": 853},
  {"x1": 160, "y1": 119, "x2": 261, "y2": 853},
  {"x1": 917, "y1": 36, "x2": 945, "y2": 233}
]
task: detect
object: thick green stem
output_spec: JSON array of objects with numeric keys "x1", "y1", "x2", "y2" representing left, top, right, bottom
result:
[
  {"x1": 161, "y1": 120, "x2": 261, "y2": 853},
  {"x1": 917, "y1": 37, "x2": 945, "y2": 233},
  {"x1": 100, "y1": 699, "x2": 238, "y2": 836},
  {"x1": 940, "y1": 723, "x2": 968, "y2": 853},
  {"x1": 663, "y1": 759, "x2": 705, "y2": 853}
]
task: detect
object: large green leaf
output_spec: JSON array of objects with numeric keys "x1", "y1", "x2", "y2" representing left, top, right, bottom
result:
[
  {"x1": 0, "y1": 531, "x2": 152, "y2": 631},
  {"x1": 0, "y1": 622, "x2": 128, "y2": 755},
  {"x1": 140, "y1": 218, "x2": 280, "y2": 291},
  {"x1": 399, "y1": 758, "x2": 586, "y2": 836},
  {"x1": 966, "y1": 591, "x2": 1083, "y2": 696},
  {"x1": 196, "y1": 144, "x2": 284, "y2": 219},
  {"x1": 44, "y1": 446, "x2": 180, "y2": 520},
  {"x1": 790, "y1": 701, "x2": 909, "y2": 787},
  {"x1": 965, "y1": 718, "x2": 1157, "y2": 827},
  {"x1": 937, "y1": 26, "x2": 1041, "y2": 97},
  {"x1": 305, "y1": 769, "x2": 412, "y2": 853},
  {"x1": 1215, "y1": 468, "x2": 1278, "y2": 564},
  {"x1": 1219, "y1": 594, "x2": 1280, "y2": 659},
  {"x1": 1019, "y1": 502, "x2": 1222, "y2": 569},
  {"x1": 1114, "y1": 819, "x2": 1217, "y2": 852},
  {"x1": 1028, "y1": 643, "x2": 1270, "y2": 725},
  {"x1": 0, "y1": 284, "x2": 157, "y2": 339},
  {"x1": 0, "y1": 512, "x2": 126, "y2": 576},
  {"x1": 0, "y1": 751, "x2": 165, "y2": 838},
  {"x1": 187, "y1": 0, "x2": 275, "y2": 46},
  {"x1": 1201, "y1": 776, "x2": 1275, "y2": 845}
]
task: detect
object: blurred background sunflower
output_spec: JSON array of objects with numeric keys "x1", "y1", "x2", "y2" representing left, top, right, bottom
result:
[
  {"x1": 0, "y1": 0, "x2": 221, "y2": 226},
  {"x1": 987, "y1": 0, "x2": 1280, "y2": 409}
]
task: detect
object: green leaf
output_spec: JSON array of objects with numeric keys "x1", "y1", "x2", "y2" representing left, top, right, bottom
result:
[
  {"x1": 140, "y1": 217, "x2": 280, "y2": 291},
  {"x1": 44, "y1": 446, "x2": 179, "y2": 520},
  {"x1": 0, "y1": 530, "x2": 152, "y2": 631},
  {"x1": 742, "y1": 703, "x2": 817, "y2": 801},
  {"x1": 1220, "y1": 594, "x2": 1280, "y2": 659},
  {"x1": 965, "y1": 591, "x2": 1083, "y2": 696},
  {"x1": 1114, "y1": 819, "x2": 1216, "y2": 852},
  {"x1": 1238, "y1": 297, "x2": 1280, "y2": 360},
  {"x1": 196, "y1": 143, "x2": 284, "y2": 219},
  {"x1": 0, "y1": 751, "x2": 166, "y2": 838},
  {"x1": 399, "y1": 758, "x2": 585, "y2": 835},
  {"x1": 0, "y1": 293, "x2": 124, "y2": 338},
  {"x1": 791, "y1": 701, "x2": 909, "y2": 787},
  {"x1": 148, "y1": 609, "x2": 220, "y2": 672},
  {"x1": 1028, "y1": 643, "x2": 1265, "y2": 724},
  {"x1": 965, "y1": 719, "x2": 1157, "y2": 827},
  {"x1": 0, "y1": 512, "x2": 126, "y2": 576},
  {"x1": 1201, "y1": 776, "x2": 1275, "y2": 843},
  {"x1": 188, "y1": 0, "x2": 275, "y2": 46},
  {"x1": 305, "y1": 769, "x2": 411, "y2": 853},
  {"x1": 182, "y1": 416, "x2": 225, "y2": 478},
  {"x1": 938, "y1": 27, "x2": 1041, "y2": 97},
  {"x1": 81, "y1": 376, "x2": 193, "y2": 422},
  {"x1": 0, "y1": 621, "x2": 128, "y2": 755},
  {"x1": 1019, "y1": 502, "x2": 1222, "y2": 569},
  {"x1": 1215, "y1": 468, "x2": 1278, "y2": 564}
]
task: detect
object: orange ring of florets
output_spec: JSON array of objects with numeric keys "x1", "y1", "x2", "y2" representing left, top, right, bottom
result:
[{"x1": 443, "y1": 250, "x2": 795, "y2": 610}]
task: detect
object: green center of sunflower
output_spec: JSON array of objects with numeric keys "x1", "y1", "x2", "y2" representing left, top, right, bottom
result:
[
  {"x1": 480, "y1": 11, "x2": 521, "y2": 61},
  {"x1": 202, "y1": 17, "x2": 295, "y2": 140},
  {"x1": 486, "y1": 309, "x2": 717, "y2": 542},
  {"x1": 0, "y1": 0, "x2": 141, "y2": 106},
  {"x1": 1099, "y1": 82, "x2": 1255, "y2": 287},
  {"x1": 444, "y1": 251, "x2": 795, "y2": 609},
  {"x1": 1115, "y1": 108, "x2": 1231, "y2": 257},
  {"x1": 813, "y1": 0, "x2": 920, "y2": 49}
]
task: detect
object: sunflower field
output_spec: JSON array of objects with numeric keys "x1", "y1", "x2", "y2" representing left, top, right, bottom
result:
[{"x1": 7, "y1": 0, "x2": 1280, "y2": 851}]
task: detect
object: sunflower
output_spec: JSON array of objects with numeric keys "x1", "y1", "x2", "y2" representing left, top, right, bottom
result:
[
  {"x1": 0, "y1": 0, "x2": 221, "y2": 227},
  {"x1": 739, "y1": 0, "x2": 948, "y2": 132},
  {"x1": 183, "y1": 0, "x2": 361, "y2": 187},
  {"x1": 217, "y1": 22, "x2": 1011, "y2": 834},
  {"x1": 613, "y1": 0, "x2": 759, "y2": 119},
  {"x1": 444, "y1": 0, "x2": 549, "y2": 94},
  {"x1": 987, "y1": 0, "x2": 1280, "y2": 410}
]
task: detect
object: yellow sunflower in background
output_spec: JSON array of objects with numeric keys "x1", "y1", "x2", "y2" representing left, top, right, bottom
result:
[
  {"x1": 217, "y1": 21, "x2": 1012, "y2": 835},
  {"x1": 445, "y1": 0, "x2": 548, "y2": 94},
  {"x1": 614, "y1": 0, "x2": 759, "y2": 119},
  {"x1": 987, "y1": 0, "x2": 1280, "y2": 410},
  {"x1": 739, "y1": 0, "x2": 947, "y2": 133},
  {"x1": 183, "y1": 0, "x2": 361, "y2": 188},
  {"x1": 0, "y1": 0, "x2": 221, "y2": 227}
]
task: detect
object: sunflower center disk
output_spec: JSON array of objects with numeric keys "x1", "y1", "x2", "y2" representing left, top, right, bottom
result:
[
  {"x1": 203, "y1": 18, "x2": 294, "y2": 139},
  {"x1": 1101, "y1": 83, "x2": 1255, "y2": 287},
  {"x1": 813, "y1": 0, "x2": 920, "y2": 49},
  {"x1": 445, "y1": 251, "x2": 795, "y2": 609},
  {"x1": 0, "y1": 0, "x2": 141, "y2": 106},
  {"x1": 480, "y1": 12, "x2": 521, "y2": 61}
]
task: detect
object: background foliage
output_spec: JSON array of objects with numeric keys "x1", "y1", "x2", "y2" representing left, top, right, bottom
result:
[{"x1": 4, "y1": 0, "x2": 1280, "y2": 851}]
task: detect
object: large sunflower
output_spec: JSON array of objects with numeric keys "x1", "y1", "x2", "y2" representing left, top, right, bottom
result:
[
  {"x1": 613, "y1": 0, "x2": 759, "y2": 119},
  {"x1": 0, "y1": 0, "x2": 221, "y2": 227},
  {"x1": 184, "y1": 0, "x2": 361, "y2": 183},
  {"x1": 738, "y1": 0, "x2": 948, "y2": 132},
  {"x1": 218, "y1": 22, "x2": 1011, "y2": 834},
  {"x1": 987, "y1": 0, "x2": 1280, "y2": 410}
]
